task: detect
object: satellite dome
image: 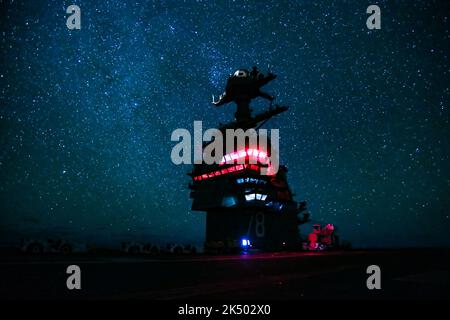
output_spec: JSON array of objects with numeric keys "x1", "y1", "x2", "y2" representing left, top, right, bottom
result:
[{"x1": 233, "y1": 69, "x2": 249, "y2": 77}]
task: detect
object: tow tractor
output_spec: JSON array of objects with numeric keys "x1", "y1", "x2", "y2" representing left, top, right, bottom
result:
[{"x1": 302, "y1": 223, "x2": 339, "y2": 251}]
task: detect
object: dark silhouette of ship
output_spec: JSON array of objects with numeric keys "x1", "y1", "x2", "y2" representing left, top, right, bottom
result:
[{"x1": 189, "y1": 67, "x2": 310, "y2": 253}]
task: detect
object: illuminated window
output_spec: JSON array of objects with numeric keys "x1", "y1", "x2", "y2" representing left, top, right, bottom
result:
[
  {"x1": 222, "y1": 196, "x2": 237, "y2": 207},
  {"x1": 245, "y1": 193, "x2": 268, "y2": 201},
  {"x1": 245, "y1": 194, "x2": 255, "y2": 201}
]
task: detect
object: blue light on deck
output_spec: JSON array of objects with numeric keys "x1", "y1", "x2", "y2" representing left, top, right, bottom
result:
[{"x1": 241, "y1": 238, "x2": 251, "y2": 247}]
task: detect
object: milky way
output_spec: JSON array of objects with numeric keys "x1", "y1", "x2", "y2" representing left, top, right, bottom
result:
[{"x1": 0, "y1": 0, "x2": 449, "y2": 247}]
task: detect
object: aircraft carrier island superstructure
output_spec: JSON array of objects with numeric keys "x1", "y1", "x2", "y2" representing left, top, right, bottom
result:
[{"x1": 189, "y1": 67, "x2": 310, "y2": 253}]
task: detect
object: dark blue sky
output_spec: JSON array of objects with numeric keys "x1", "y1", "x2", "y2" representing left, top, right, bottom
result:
[{"x1": 0, "y1": 0, "x2": 449, "y2": 247}]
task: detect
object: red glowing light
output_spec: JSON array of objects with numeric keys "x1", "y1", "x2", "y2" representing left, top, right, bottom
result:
[
  {"x1": 218, "y1": 149, "x2": 269, "y2": 166},
  {"x1": 192, "y1": 149, "x2": 277, "y2": 181}
]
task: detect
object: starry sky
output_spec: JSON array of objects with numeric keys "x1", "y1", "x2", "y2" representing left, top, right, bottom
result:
[{"x1": 0, "y1": 0, "x2": 449, "y2": 247}]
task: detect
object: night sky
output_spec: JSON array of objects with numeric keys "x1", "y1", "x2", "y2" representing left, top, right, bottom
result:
[{"x1": 0, "y1": 0, "x2": 449, "y2": 247}]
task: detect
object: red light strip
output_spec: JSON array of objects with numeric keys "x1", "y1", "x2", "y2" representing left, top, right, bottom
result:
[
  {"x1": 219, "y1": 149, "x2": 268, "y2": 166},
  {"x1": 192, "y1": 163, "x2": 274, "y2": 181}
]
